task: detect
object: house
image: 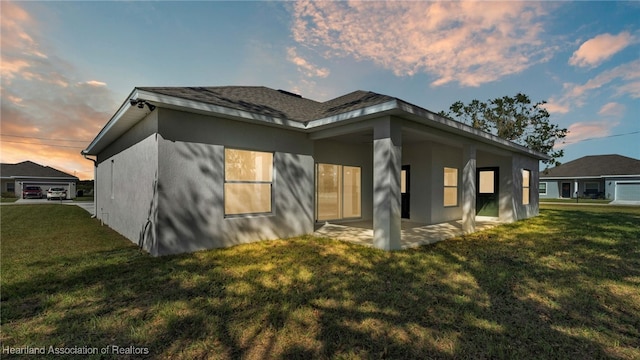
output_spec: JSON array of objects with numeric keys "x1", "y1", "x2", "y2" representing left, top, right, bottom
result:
[
  {"x1": 82, "y1": 86, "x2": 548, "y2": 256},
  {"x1": 539, "y1": 154, "x2": 640, "y2": 202},
  {"x1": 0, "y1": 161, "x2": 79, "y2": 199}
]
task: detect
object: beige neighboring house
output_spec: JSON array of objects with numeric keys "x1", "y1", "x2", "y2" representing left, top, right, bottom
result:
[
  {"x1": 83, "y1": 86, "x2": 549, "y2": 256},
  {"x1": 0, "y1": 161, "x2": 79, "y2": 199}
]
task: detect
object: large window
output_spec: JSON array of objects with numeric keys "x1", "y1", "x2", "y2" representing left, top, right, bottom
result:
[
  {"x1": 316, "y1": 163, "x2": 361, "y2": 221},
  {"x1": 225, "y1": 148, "x2": 273, "y2": 215},
  {"x1": 522, "y1": 169, "x2": 531, "y2": 205},
  {"x1": 444, "y1": 167, "x2": 458, "y2": 207}
]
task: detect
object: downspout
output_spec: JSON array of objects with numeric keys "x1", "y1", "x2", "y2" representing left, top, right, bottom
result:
[{"x1": 82, "y1": 151, "x2": 98, "y2": 218}]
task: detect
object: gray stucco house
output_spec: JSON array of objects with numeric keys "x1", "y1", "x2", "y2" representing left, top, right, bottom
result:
[
  {"x1": 82, "y1": 86, "x2": 548, "y2": 256},
  {"x1": 0, "y1": 160, "x2": 78, "y2": 199},
  {"x1": 539, "y1": 154, "x2": 640, "y2": 202}
]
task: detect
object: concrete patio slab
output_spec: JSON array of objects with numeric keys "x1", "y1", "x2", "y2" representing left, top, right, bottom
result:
[{"x1": 313, "y1": 218, "x2": 503, "y2": 249}]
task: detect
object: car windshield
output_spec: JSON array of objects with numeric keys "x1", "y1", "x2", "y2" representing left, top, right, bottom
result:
[
  {"x1": 50, "y1": 188, "x2": 65, "y2": 191},
  {"x1": 26, "y1": 187, "x2": 40, "y2": 190}
]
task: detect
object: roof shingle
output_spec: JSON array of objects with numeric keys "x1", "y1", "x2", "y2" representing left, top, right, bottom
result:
[
  {"x1": 541, "y1": 154, "x2": 640, "y2": 177},
  {"x1": 136, "y1": 86, "x2": 396, "y2": 122},
  {"x1": 0, "y1": 161, "x2": 79, "y2": 179}
]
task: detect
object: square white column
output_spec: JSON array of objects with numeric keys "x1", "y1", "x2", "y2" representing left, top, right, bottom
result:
[
  {"x1": 462, "y1": 144, "x2": 476, "y2": 233},
  {"x1": 373, "y1": 118, "x2": 402, "y2": 250}
]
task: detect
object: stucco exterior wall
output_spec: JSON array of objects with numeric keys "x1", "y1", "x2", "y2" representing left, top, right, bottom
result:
[
  {"x1": 401, "y1": 142, "x2": 433, "y2": 223},
  {"x1": 96, "y1": 134, "x2": 158, "y2": 247},
  {"x1": 539, "y1": 180, "x2": 560, "y2": 198},
  {"x1": 95, "y1": 113, "x2": 159, "y2": 250},
  {"x1": 154, "y1": 109, "x2": 314, "y2": 255}
]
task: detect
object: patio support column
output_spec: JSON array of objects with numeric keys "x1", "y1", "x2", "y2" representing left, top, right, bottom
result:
[
  {"x1": 373, "y1": 117, "x2": 402, "y2": 250},
  {"x1": 462, "y1": 144, "x2": 476, "y2": 233}
]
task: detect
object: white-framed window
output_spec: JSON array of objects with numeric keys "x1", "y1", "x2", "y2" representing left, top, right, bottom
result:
[
  {"x1": 6, "y1": 182, "x2": 15, "y2": 193},
  {"x1": 522, "y1": 169, "x2": 531, "y2": 205},
  {"x1": 316, "y1": 163, "x2": 361, "y2": 221},
  {"x1": 443, "y1": 167, "x2": 458, "y2": 207},
  {"x1": 224, "y1": 148, "x2": 273, "y2": 215},
  {"x1": 539, "y1": 182, "x2": 547, "y2": 195}
]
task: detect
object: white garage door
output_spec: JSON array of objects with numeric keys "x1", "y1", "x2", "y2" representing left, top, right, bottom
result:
[{"x1": 616, "y1": 182, "x2": 640, "y2": 201}]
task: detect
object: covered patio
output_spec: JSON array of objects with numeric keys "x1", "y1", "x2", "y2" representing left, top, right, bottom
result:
[{"x1": 313, "y1": 218, "x2": 503, "y2": 249}]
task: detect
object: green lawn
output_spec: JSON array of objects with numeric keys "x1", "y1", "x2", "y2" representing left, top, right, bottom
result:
[
  {"x1": 1, "y1": 204, "x2": 639, "y2": 359},
  {"x1": 541, "y1": 198, "x2": 612, "y2": 204}
]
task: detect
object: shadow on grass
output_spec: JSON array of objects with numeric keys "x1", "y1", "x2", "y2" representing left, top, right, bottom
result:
[{"x1": 1, "y1": 205, "x2": 639, "y2": 359}]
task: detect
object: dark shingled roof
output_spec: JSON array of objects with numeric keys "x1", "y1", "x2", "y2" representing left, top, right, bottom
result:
[
  {"x1": 542, "y1": 154, "x2": 640, "y2": 177},
  {"x1": 0, "y1": 161, "x2": 79, "y2": 179},
  {"x1": 136, "y1": 86, "x2": 397, "y2": 122}
]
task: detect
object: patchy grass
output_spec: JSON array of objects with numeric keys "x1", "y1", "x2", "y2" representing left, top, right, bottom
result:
[{"x1": 1, "y1": 204, "x2": 639, "y2": 359}]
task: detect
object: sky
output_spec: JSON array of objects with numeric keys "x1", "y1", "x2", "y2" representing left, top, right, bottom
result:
[{"x1": 1, "y1": 1, "x2": 639, "y2": 180}]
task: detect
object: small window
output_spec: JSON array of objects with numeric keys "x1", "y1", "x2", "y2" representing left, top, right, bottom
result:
[
  {"x1": 224, "y1": 148, "x2": 273, "y2": 215},
  {"x1": 443, "y1": 167, "x2": 458, "y2": 207},
  {"x1": 110, "y1": 159, "x2": 115, "y2": 199},
  {"x1": 522, "y1": 169, "x2": 531, "y2": 205},
  {"x1": 6, "y1": 182, "x2": 15, "y2": 192},
  {"x1": 539, "y1": 182, "x2": 547, "y2": 195}
]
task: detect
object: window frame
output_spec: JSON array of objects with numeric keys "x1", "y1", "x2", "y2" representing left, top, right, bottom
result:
[
  {"x1": 538, "y1": 182, "x2": 547, "y2": 195},
  {"x1": 315, "y1": 163, "x2": 362, "y2": 221},
  {"x1": 443, "y1": 167, "x2": 458, "y2": 207},
  {"x1": 522, "y1": 169, "x2": 531, "y2": 205},
  {"x1": 224, "y1": 148, "x2": 274, "y2": 216}
]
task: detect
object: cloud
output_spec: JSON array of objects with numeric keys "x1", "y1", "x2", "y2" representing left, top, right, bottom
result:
[
  {"x1": 569, "y1": 32, "x2": 636, "y2": 68},
  {"x1": 548, "y1": 59, "x2": 640, "y2": 113},
  {"x1": 289, "y1": 1, "x2": 556, "y2": 87},
  {"x1": 557, "y1": 120, "x2": 618, "y2": 148},
  {"x1": 598, "y1": 102, "x2": 625, "y2": 118},
  {"x1": 286, "y1": 47, "x2": 330, "y2": 78},
  {"x1": 0, "y1": 1, "x2": 115, "y2": 180}
]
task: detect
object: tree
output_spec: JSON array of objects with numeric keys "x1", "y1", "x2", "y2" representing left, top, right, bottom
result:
[{"x1": 439, "y1": 93, "x2": 568, "y2": 167}]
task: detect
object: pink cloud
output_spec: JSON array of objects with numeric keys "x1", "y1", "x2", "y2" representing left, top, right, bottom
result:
[
  {"x1": 286, "y1": 47, "x2": 330, "y2": 78},
  {"x1": 550, "y1": 59, "x2": 640, "y2": 113},
  {"x1": 569, "y1": 32, "x2": 636, "y2": 68},
  {"x1": 0, "y1": 1, "x2": 115, "y2": 180},
  {"x1": 557, "y1": 121, "x2": 618, "y2": 148},
  {"x1": 290, "y1": 1, "x2": 556, "y2": 87},
  {"x1": 598, "y1": 102, "x2": 625, "y2": 118}
]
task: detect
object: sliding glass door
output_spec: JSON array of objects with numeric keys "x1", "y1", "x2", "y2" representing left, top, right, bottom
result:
[{"x1": 316, "y1": 163, "x2": 361, "y2": 221}]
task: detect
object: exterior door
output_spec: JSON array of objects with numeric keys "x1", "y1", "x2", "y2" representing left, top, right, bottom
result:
[
  {"x1": 477, "y1": 167, "x2": 499, "y2": 217},
  {"x1": 561, "y1": 182, "x2": 571, "y2": 198},
  {"x1": 401, "y1": 165, "x2": 410, "y2": 219}
]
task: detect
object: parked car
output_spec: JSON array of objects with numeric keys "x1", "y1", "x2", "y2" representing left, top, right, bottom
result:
[
  {"x1": 47, "y1": 187, "x2": 67, "y2": 200},
  {"x1": 22, "y1": 186, "x2": 43, "y2": 199}
]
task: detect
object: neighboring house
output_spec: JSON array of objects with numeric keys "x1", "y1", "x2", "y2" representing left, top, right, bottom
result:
[
  {"x1": 0, "y1": 161, "x2": 79, "y2": 199},
  {"x1": 539, "y1": 154, "x2": 640, "y2": 202},
  {"x1": 82, "y1": 86, "x2": 548, "y2": 256}
]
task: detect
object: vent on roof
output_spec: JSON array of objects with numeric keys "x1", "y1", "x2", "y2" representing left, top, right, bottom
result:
[{"x1": 277, "y1": 89, "x2": 302, "y2": 98}]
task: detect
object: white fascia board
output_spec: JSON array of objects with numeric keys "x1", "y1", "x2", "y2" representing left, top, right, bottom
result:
[
  {"x1": 305, "y1": 100, "x2": 399, "y2": 129},
  {"x1": 395, "y1": 101, "x2": 550, "y2": 160},
  {"x1": 541, "y1": 174, "x2": 640, "y2": 180},
  {"x1": 12, "y1": 176, "x2": 78, "y2": 180},
  {"x1": 137, "y1": 90, "x2": 308, "y2": 130},
  {"x1": 83, "y1": 88, "x2": 140, "y2": 155}
]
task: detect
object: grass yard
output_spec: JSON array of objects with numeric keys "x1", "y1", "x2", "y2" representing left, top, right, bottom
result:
[{"x1": 1, "y1": 204, "x2": 639, "y2": 359}]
